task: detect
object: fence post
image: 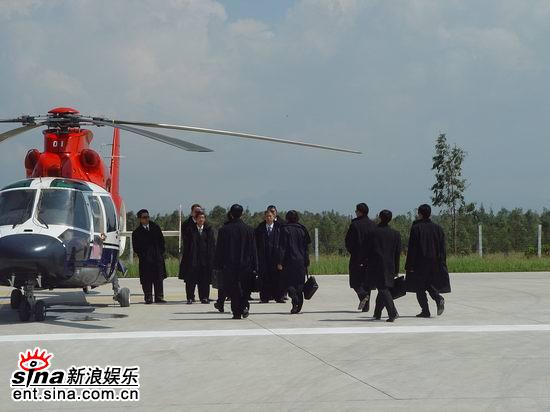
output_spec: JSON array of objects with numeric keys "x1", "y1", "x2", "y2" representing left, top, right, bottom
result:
[
  {"x1": 178, "y1": 204, "x2": 182, "y2": 257},
  {"x1": 314, "y1": 228, "x2": 319, "y2": 263},
  {"x1": 129, "y1": 236, "x2": 134, "y2": 264},
  {"x1": 538, "y1": 224, "x2": 542, "y2": 258},
  {"x1": 478, "y1": 225, "x2": 483, "y2": 258}
]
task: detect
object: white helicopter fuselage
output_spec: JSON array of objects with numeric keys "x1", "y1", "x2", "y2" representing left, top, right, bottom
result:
[{"x1": 0, "y1": 177, "x2": 122, "y2": 289}]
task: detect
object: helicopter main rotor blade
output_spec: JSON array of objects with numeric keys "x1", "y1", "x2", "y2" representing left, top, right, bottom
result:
[
  {"x1": 106, "y1": 120, "x2": 362, "y2": 154},
  {"x1": 0, "y1": 124, "x2": 43, "y2": 144},
  {"x1": 91, "y1": 119, "x2": 213, "y2": 152}
]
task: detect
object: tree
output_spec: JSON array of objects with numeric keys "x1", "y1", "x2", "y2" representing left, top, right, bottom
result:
[{"x1": 431, "y1": 132, "x2": 467, "y2": 254}]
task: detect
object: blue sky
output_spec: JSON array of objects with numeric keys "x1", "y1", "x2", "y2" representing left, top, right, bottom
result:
[{"x1": 0, "y1": 0, "x2": 549, "y2": 216}]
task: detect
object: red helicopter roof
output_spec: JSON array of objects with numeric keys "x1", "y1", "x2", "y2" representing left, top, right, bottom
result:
[{"x1": 48, "y1": 107, "x2": 79, "y2": 115}]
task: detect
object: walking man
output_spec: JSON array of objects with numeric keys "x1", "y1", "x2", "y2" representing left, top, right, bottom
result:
[
  {"x1": 132, "y1": 209, "x2": 167, "y2": 304},
  {"x1": 214, "y1": 204, "x2": 257, "y2": 319},
  {"x1": 345, "y1": 203, "x2": 376, "y2": 312},
  {"x1": 405, "y1": 204, "x2": 451, "y2": 317}
]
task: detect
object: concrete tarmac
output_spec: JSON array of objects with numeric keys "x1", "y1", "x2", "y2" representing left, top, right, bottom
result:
[{"x1": 1, "y1": 273, "x2": 550, "y2": 411}]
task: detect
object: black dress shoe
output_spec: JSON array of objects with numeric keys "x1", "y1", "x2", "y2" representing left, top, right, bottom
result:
[
  {"x1": 186, "y1": 299, "x2": 193, "y2": 305},
  {"x1": 260, "y1": 300, "x2": 269, "y2": 304},
  {"x1": 145, "y1": 300, "x2": 153, "y2": 305},
  {"x1": 437, "y1": 298, "x2": 445, "y2": 316},
  {"x1": 275, "y1": 299, "x2": 285, "y2": 304},
  {"x1": 214, "y1": 301, "x2": 224, "y2": 313},
  {"x1": 201, "y1": 299, "x2": 209, "y2": 304},
  {"x1": 387, "y1": 313, "x2": 399, "y2": 322},
  {"x1": 155, "y1": 299, "x2": 167, "y2": 304},
  {"x1": 242, "y1": 308, "x2": 249, "y2": 319},
  {"x1": 290, "y1": 304, "x2": 298, "y2": 314},
  {"x1": 373, "y1": 313, "x2": 382, "y2": 320},
  {"x1": 358, "y1": 295, "x2": 369, "y2": 311},
  {"x1": 416, "y1": 311, "x2": 431, "y2": 318},
  {"x1": 232, "y1": 314, "x2": 241, "y2": 319}
]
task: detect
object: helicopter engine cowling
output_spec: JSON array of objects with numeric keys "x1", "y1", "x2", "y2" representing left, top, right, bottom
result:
[
  {"x1": 24, "y1": 149, "x2": 41, "y2": 175},
  {"x1": 80, "y1": 149, "x2": 100, "y2": 171}
]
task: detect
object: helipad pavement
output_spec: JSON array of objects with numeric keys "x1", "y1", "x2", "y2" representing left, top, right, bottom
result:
[{"x1": 1, "y1": 273, "x2": 550, "y2": 411}]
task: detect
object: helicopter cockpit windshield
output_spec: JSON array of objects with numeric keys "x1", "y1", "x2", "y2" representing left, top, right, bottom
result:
[
  {"x1": 36, "y1": 189, "x2": 90, "y2": 231},
  {"x1": 0, "y1": 189, "x2": 36, "y2": 227}
]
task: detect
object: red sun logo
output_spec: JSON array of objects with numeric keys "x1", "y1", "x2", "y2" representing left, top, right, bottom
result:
[{"x1": 18, "y1": 347, "x2": 53, "y2": 372}]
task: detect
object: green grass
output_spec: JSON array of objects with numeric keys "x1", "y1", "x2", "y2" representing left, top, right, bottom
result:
[{"x1": 122, "y1": 253, "x2": 550, "y2": 277}]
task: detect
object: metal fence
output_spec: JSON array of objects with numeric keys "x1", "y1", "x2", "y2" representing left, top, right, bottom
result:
[{"x1": 120, "y1": 228, "x2": 321, "y2": 264}]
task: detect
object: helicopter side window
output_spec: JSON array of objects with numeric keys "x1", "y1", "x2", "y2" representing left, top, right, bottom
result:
[
  {"x1": 0, "y1": 189, "x2": 36, "y2": 226},
  {"x1": 100, "y1": 196, "x2": 118, "y2": 232},
  {"x1": 89, "y1": 196, "x2": 105, "y2": 234},
  {"x1": 37, "y1": 189, "x2": 90, "y2": 231}
]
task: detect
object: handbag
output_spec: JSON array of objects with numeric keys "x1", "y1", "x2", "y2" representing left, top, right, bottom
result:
[
  {"x1": 390, "y1": 275, "x2": 407, "y2": 299},
  {"x1": 303, "y1": 274, "x2": 319, "y2": 300}
]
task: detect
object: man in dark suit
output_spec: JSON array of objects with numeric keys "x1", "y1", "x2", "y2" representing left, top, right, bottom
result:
[
  {"x1": 405, "y1": 204, "x2": 451, "y2": 318},
  {"x1": 368, "y1": 210, "x2": 401, "y2": 322},
  {"x1": 345, "y1": 203, "x2": 376, "y2": 312},
  {"x1": 255, "y1": 209, "x2": 284, "y2": 303},
  {"x1": 132, "y1": 209, "x2": 167, "y2": 304},
  {"x1": 214, "y1": 204, "x2": 257, "y2": 319},
  {"x1": 180, "y1": 211, "x2": 216, "y2": 304},
  {"x1": 278, "y1": 210, "x2": 311, "y2": 314}
]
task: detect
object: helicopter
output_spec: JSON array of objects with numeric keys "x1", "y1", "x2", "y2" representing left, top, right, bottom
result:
[{"x1": 0, "y1": 107, "x2": 360, "y2": 321}]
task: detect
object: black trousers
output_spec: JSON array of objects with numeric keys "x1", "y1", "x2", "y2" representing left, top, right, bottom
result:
[
  {"x1": 142, "y1": 277, "x2": 164, "y2": 302},
  {"x1": 226, "y1": 280, "x2": 249, "y2": 316},
  {"x1": 185, "y1": 267, "x2": 210, "y2": 301},
  {"x1": 288, "y1": 285, "x2": 304, "y2": 310},
  {"x1": 373, "y1": 288, "x2": 398, "y2": 318},
  {"x1": 416, "y1": 285, "x2": 443, "y2": 312},
  {"x1": 259, "y1": 270, "x2": 285, "y2": 302},
  {"x1": 216, "y1": 288, "x2": 226, "y2": 304}
]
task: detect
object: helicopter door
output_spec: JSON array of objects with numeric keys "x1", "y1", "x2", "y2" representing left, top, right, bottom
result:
[
  {"x1": 88, "y1": 196, "x2": 106, "y2": 261},
  {"x1": 99, "y1": 196, "x2": 120, "y2": 280}
]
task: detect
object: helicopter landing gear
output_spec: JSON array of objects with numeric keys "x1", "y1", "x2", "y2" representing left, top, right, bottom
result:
[
  {"x1": 18, "y1": 279, "x2": 47, "y2": 322},
  {"x1": 111, "y1": 274, "x2": 130, "y2": 308},
  {"x1": 10, "y1": 288, "x2": 23, "y2": 309}
]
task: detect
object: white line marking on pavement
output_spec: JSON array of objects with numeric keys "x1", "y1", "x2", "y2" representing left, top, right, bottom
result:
[{"x1": 1, "y1": 324, "x2": 550, "y2": 343}]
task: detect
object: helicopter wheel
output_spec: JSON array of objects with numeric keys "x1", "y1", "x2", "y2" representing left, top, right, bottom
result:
[
  {"x1": 117, "y1": 287, "x2": 130, "y2": 307},
  {"x1": 34, "y1": 301, "x2": 47, "y2": 322},
  {"x1": 10, "y1": 289, "x2": 23, "y2": 309},
  {"x1": 19, "y1": 301, "x2": 32, "y2": 322}
]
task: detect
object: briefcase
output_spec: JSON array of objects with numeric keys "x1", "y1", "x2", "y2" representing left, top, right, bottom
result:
[
  {"x1": 390, "y1": 275, "x2": 407, "y2": 299},
  {"x1": 212, "y1": 269, "x2": 223, "y2": 289},
  {"x1": 303, "y1": 275, "x2": 319, "y2": 300}
]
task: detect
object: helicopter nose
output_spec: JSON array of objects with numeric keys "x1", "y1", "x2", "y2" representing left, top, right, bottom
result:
[{"x1": 0, "y1": 234, "x2": 66, "y2": 280}]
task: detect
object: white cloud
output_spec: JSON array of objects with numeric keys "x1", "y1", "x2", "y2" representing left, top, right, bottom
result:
[{"x1": 0, "y1": 0, "x2": 549, "y2": 213}]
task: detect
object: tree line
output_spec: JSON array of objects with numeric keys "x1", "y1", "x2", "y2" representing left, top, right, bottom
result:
[
  {"x1": 124, "y1": 206, "x2": 550, "y2": 258},
  {"x1": 124, "y1": 132, "x2": 547, "y2": 259}
]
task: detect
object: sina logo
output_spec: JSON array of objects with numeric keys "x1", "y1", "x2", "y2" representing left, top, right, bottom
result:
[
  {"x1": 19, "y1": 348, "x2": 53, "y2": 372},
  {"x1": 11, "y1": 347, "x2": 62, "y2": 388}
]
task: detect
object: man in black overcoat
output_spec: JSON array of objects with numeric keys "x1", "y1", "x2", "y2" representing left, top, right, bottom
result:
[
  {"x1": 345, "y1": 203, "x2": 376, "y2": 312},
  {"x1": 214, "y1": 211, "x2": 232, "y2": 313},
  {"x1": 278, "y1": 210, "x2": 311, "y2": 314},
  {"x1": 132, "y1": 209, "x2": 167, "y2": 304},
  {"x1": 180, "y1": 211, "x2": 216, "y2": 304},
  {"x1": 405, "y1": 204, "x2": 451, "y2": 317},
  {"x1": 214, "y1": 204, "x2": 257, "y2": 319},
  {"x1": 255, "y1": 209, "x2": 284, "y2": 303},
  {"x1": 367, "y1": 210, "x2": 401, "y2": 322}
]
